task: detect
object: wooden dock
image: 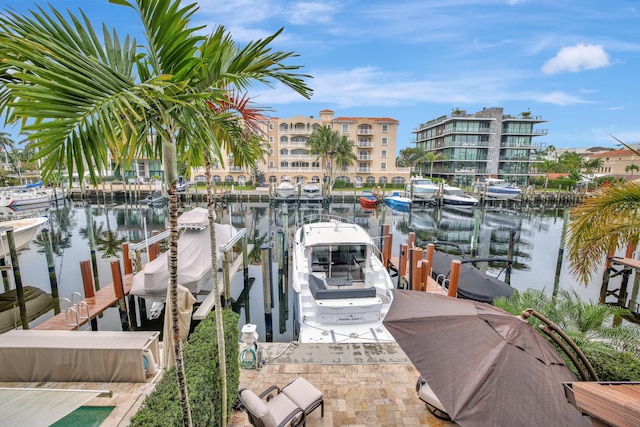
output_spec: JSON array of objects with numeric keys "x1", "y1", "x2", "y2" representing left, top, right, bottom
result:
[
  {"x1": 389, "y1": 255, "x2": 447, "y2": 295},
  {"x1": 33, "y1": 274, "x2": 133, "y2": 331}
]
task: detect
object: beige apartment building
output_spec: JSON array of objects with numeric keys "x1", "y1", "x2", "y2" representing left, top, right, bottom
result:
[
  {"x1": 191, "y1": 109, "x2": 410, "y2": 187},
  {"x1": 586, "y1": 149, "x2": 640, "y2": 180}
]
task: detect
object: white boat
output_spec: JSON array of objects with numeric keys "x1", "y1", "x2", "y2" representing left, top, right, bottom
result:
[
  {"x1": 130, "y1": 207, "x2": 238, "y2": 300},
  {"x1": 275, "y1": 176, "x2": 297, "y2": 198},
  {"x1": 476, "y1": 178, "x2": 522, "y2": 200},
  {"x1": 291, "y1": 215, "x2": 395, "y2": 343},
  {"x1": 302, "y1": 182, "x2": 321, "y2": 199},
  {"x1": 440, "y1": 185, "x2": 479, "y2": 206},
  {"x1": 0, "y1": 189, "x2": 51, "y2": 207},
  {"x1": 405, "y1": 176, "x2": 439, "y2": 204},
  {"x1": 0, "y1": 217, "x2": 48, "y2": 258},
  {"x1": 0, "y1": 285, "x2": 53, "y2": 333}
]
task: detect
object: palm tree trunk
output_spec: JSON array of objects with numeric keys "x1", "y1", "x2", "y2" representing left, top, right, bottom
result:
[
  {"x1": 162, "y1": 133, "x2": 192, "y2": 426},
  {"x1": 205, "y1": 154, "x2": 228, "y2": 425}
]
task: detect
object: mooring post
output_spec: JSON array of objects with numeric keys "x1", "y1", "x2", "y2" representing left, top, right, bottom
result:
[
  {"x1": 43, "y1": 228, "x2": 61, "y2": 315},
  {"x1": 471, "y1": 208, "x2": 481, "y2": 257},
  {"x1": 242, "y1": 235, "x2": 251, "y2": 324},
  {"x1": 84, "y1": 206, "x2": 100, "y2": 291},
  {"x1": 448, "y1": 260, "x2": 462, "y2": 298},
  {"x1": 399, "y1": 243, "x2": 409, "y2": 287},
  {"x1": 80, "y1": 260, "x2": 98, "y2": 331},
  {"x1": 6, "y1": 228, "x2": 28, "y2": 329},
  {"x1": 381, "y1": 224, "x2": 391, "y2": 268},
  {"x1": 110, "y1": 260, "x2": 130, "y2": 331},
  {"x1": 421, "y1": 258, "x2": 430, "y2": 291},
  {"x1": 260, "y1": 243, "x2": 273, "y2": 342},
  {"x1": 410, "y1": 247, "x2": 423, "y2": 291}
]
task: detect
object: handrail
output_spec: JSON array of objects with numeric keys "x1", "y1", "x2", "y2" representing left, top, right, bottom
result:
[{"x1": 521, "y1": 308, "x2": 599, "y2": 381}]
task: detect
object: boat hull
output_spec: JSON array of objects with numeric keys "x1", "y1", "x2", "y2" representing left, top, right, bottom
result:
[
  {"x1": 0, "y1": 217, "x2": 47, "y2": 258},
  {"x1": 0, "y1": 286, "x2": 53, "y2": 333}
]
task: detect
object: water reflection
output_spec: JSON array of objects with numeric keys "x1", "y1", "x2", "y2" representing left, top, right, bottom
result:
[{"x1": 9, "y1": 199, "x2": 606, "y2": 340}]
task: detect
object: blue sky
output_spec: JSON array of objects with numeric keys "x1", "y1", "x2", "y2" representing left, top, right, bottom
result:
[{"x1": 1, "y1": 0, "x2": 639, "y2": 152}]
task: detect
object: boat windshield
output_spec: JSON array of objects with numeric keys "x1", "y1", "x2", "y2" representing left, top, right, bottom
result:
[
  {"x1": 311, "y1": 244, "x2": 366, "y2": 279},
  {"x1": 413, "y1": 179, "x2": 434, "y2": 186}
]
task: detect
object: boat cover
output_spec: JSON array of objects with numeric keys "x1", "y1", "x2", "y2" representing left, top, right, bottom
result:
[
  {"x1": 430, "y1": 251, "x2": 513, "y2": 303},
  {"x1": 131, "y1": 211, "x2": 237, "y2": 298}
]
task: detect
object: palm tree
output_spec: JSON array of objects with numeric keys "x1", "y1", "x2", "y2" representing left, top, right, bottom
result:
[
  {"x1": 334, "y1": 135, "x2": 358, "y2": 179},
  {"x1": 306, "y1": 126, "x2": 341, "y2": 195},
  {"x1": 0, "y1": 1, "x2": 311, "y2": 425},
  {"x1": 565, "y1": 136, "x2": 640, "y2": 286},
  {"x1": 425, "y1": 151, "x2": 444, "y2": 178},
  {"x1": 626, "y1": 164, "x2": 639, "y2": 180}
]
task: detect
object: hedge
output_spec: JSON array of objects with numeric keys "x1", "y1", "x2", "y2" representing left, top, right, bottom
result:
[{"x1": 129, "y1": 309, "x2": 240, "y2": 426}]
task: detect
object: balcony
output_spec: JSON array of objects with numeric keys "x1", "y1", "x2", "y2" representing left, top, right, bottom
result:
[
  {"x1": 358, "y1": 141, "x2": 373, "y2": 148},
  {"x1": 357, "y1": 128, "x2": 374, "y2": 135},
  {"x1": 357, "y1": 167, "x2": 372, "y2": 173},
  {"x1": 358, "y1": 155, "x2": 373, "y2": 161}
]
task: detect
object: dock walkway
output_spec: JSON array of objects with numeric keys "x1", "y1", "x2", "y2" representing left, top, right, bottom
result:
[
  {"x1": 229, "y1": 342, "x2": 456, "y2": 426},
  {"x1": 33, "y1": 274, "x2": 132, "y2": 331}
]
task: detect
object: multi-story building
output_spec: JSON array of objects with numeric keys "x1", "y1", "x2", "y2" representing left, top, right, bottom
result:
[
  {"x1": 586, "y1": 149, "x2": 640, "y2": 180},
  {"x1": 412, "y1": 107, "x2": 547, "y2": 186},
  {"x1": 192, "y1": 109, "x2": 409, "y2": 187}
]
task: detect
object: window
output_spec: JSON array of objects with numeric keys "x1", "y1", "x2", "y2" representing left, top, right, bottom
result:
[
  {"x1": 269, "y1": 136, "x2": 273, "y2": 143},
  {"x1": 381, "y1": 162, "x2": 387, "y2": 170},
  {"x1": 269, "y1": 149, "x2": 274, "y2": 156},
  {"x1": 381, "y1": 137, "x2": 388, "y2": 145},
  {"x1": 382, "y1": 124, "x2": 388, "y2": 132},
  {"x1": 279, "y1": 123, "x2": 288, "y2": 131},
  {"x1": 280, "y1": 136, "x2": 288, "y2": 143},
  {"x1": 342, "y1": 124, "x2": 349, "y2": 133},
  {"x1": 381, "y1": 150, "x2": 387, "y2": 158},
  {"x1": 269, "y1": 123, "x2": 274, "y2": 130},
  {"x1": 269, "y1": 161, "x2": 274, "y2": 168}
]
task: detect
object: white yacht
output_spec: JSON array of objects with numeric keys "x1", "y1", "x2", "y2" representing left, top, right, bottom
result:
[
  {"x1": 302, "y1": 181, "x2": 321, "y2": 199},
  {"x1": 440, "y1": 185, "x2": 479, "y2": 206},
  {"x1": 291, "y1": 215, "x2": 395, "y2": 343},
  {"x1": 275, "y1": 176, "x2": 297, "y2": 198},
  {"x1": 475, "y1": 178, "x2": 522, "y2": 200},
  {"x1": 405, "y1": 176, "x2": 439, "y2": 204}
]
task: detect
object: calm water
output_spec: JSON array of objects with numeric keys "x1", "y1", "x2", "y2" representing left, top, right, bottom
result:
[{"x1": 6, "y1": 198, "x2": 608, "y2": 341}]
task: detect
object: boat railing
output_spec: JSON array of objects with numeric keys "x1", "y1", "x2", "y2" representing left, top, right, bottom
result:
[{"x1": 297, "y1": 213, "x2": 357, "y2": 227}]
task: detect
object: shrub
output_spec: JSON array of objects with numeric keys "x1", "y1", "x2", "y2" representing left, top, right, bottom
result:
[
  {"x1": 129, "y1": 309, "x2": 240, "y2": 426},
  {"x1": 584, "y1": 348, "x2": 640, "y2": 381}
]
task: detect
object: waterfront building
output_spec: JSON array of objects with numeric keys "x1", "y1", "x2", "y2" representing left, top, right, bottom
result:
[
  {"x1": 412, "y1": 107, "x2": 548, "y2": 186},
  {"x1": 191, "y1": 109, "x2": 410, "y2": 187},
  {"x1": 586, "y1": 149, "x2": 640, "y2": 180}
]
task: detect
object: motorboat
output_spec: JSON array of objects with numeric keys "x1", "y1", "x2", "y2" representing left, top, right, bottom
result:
[
  {"x1": 130, "y1": 207, "x2": 238, "y2": 301},
  {"x1": 0, "y1": 285, "x2": 53, "y2": 333},
  {"x1": 475, "y1": 178, "x2": 521, "y2": 200},
  {"x1": 440, "y1": 185, "x2": 478, "y2": 206},
  {"x1": 302, "y1": 182, "x2": 321, "y2": 199},
  {"x1": 404, "y1": 176, "x2": 439, "y2": 205},
  {"x1": 384, "y1": 192, "x2": 412, "y2": 211},
  {"x1": 0, "y1": 217, "x2": 48, "y2": 258},
  {"x1": 291, "y1": 215, "x2": 395, "y2": 343},
  {"x1": 359, "y1": 190, "x2": 379, "y2": 209},
  {"x1": 138, "y1": 191, "x2": 166, "y2": 207},
  {"x1": 275, "y1": 176, "x2": 296, "y2": 198},
  {"x1": 428, "y1": 245, "x2": 514, "y2": 304},
  {"x1": 0, "y1": 189, "x2": 51, "y2": 207}
]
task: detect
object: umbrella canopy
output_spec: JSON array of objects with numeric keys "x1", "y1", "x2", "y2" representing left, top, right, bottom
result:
[{"x1": 383, "y1": 290, "x2": 590, "y2": 427}]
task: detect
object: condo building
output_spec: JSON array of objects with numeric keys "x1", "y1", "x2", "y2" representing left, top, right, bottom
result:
[
  {"x1": 412, "y1": 107, "x2": 547, "y2": 186},
  {"x1": 192, "y1": 109, "x2": 410, "y2": 187}
]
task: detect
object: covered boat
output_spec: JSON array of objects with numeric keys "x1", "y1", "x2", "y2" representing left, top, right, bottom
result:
[
  {"x1": 292, "y1": 215, "x2": 395, "y2": 343},
  {"x1": 429, "y1": 250, "x2": 513, "y2": 303},
  {"x1": 404, "y1": 176, "x2": 438, "y2": 205},
  {"x1": 130, "y1": 208, "x2": 238, "y2": 299},
  {"x1": 275, "y1": 176, "x2": 296, "y2": 198}
]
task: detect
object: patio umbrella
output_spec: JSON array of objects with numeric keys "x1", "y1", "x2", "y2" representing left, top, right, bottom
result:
[{"x1": 383, "y1": 290, "x2": 590, "y2": 427}]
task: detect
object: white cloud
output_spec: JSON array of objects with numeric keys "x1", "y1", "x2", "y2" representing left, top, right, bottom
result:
[
  {"x1": 289, "y1": 2, "x2": 338, "y2": 25},
  {"x1": 541, "y1": 43, "x2": 610, "y2": 74}
]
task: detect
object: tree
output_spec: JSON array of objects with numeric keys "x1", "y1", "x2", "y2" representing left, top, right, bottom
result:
[
  {"x1": 0, "y1": 1, "x2": 311, "y2": 425},
  {"x1": 584, "y1": 158, "x2": 604, "y2": 175},
  {"x1": 306, "y1": 126, "x2": 342, "y2": 195},
  {"x1": 425, "y1": 151, "x2": 444, "y2": 178},
  {"x1": 566, "y1": 137, "x2": 640, "y2": 286},
  {"x1": 626, "y1": 164, "x2": 639, "y2": 179}
]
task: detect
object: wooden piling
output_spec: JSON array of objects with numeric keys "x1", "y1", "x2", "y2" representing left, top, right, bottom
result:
[
  {"x1": 6, "y1": 228, "x2": 28, "y2": 329},
  {"x1": 110, "y1": 260, "x2": 130, "y2": 331},
  {"x1": 410, "y1": 247, "x2": 423, "y2": 291},
  {"x1": 381, "y1": 224, "x2": 391, "y2": 268},
  {"x1": 80, "y1": 260, "x2": 98, "y2": 331},
  {"x1": 43, "y1": 228, "x2": 61, "y2": 314},
  {"x1": 260, "y1": 244, "x2": 273, "y2": 342},
  {"x1": 399, "y1": 243, "x2": 409, "y2": 280},
  {"x1": 408, "y1": 232, "x2": 416, "y2": 248},
  {"x1": 425, "y1": 243, "x2": 435, "y2": 278},
  {"x1": 421, "y1": 258, "x2": 430, "y2": 291},
  {"x1": 447, "y1": 260, "x2": 462, "y2": 298},
  {"x1": 122, "y1": 242, "x2": 133, "y2": 275}
]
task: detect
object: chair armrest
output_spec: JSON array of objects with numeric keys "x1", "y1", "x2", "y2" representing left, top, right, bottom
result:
[
  {"x1": 259, "y1": 385, "x2": 282, "y2": 400},
  {"x1": 283, "y1": 408, "x2": 305, "y2": 427}
]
